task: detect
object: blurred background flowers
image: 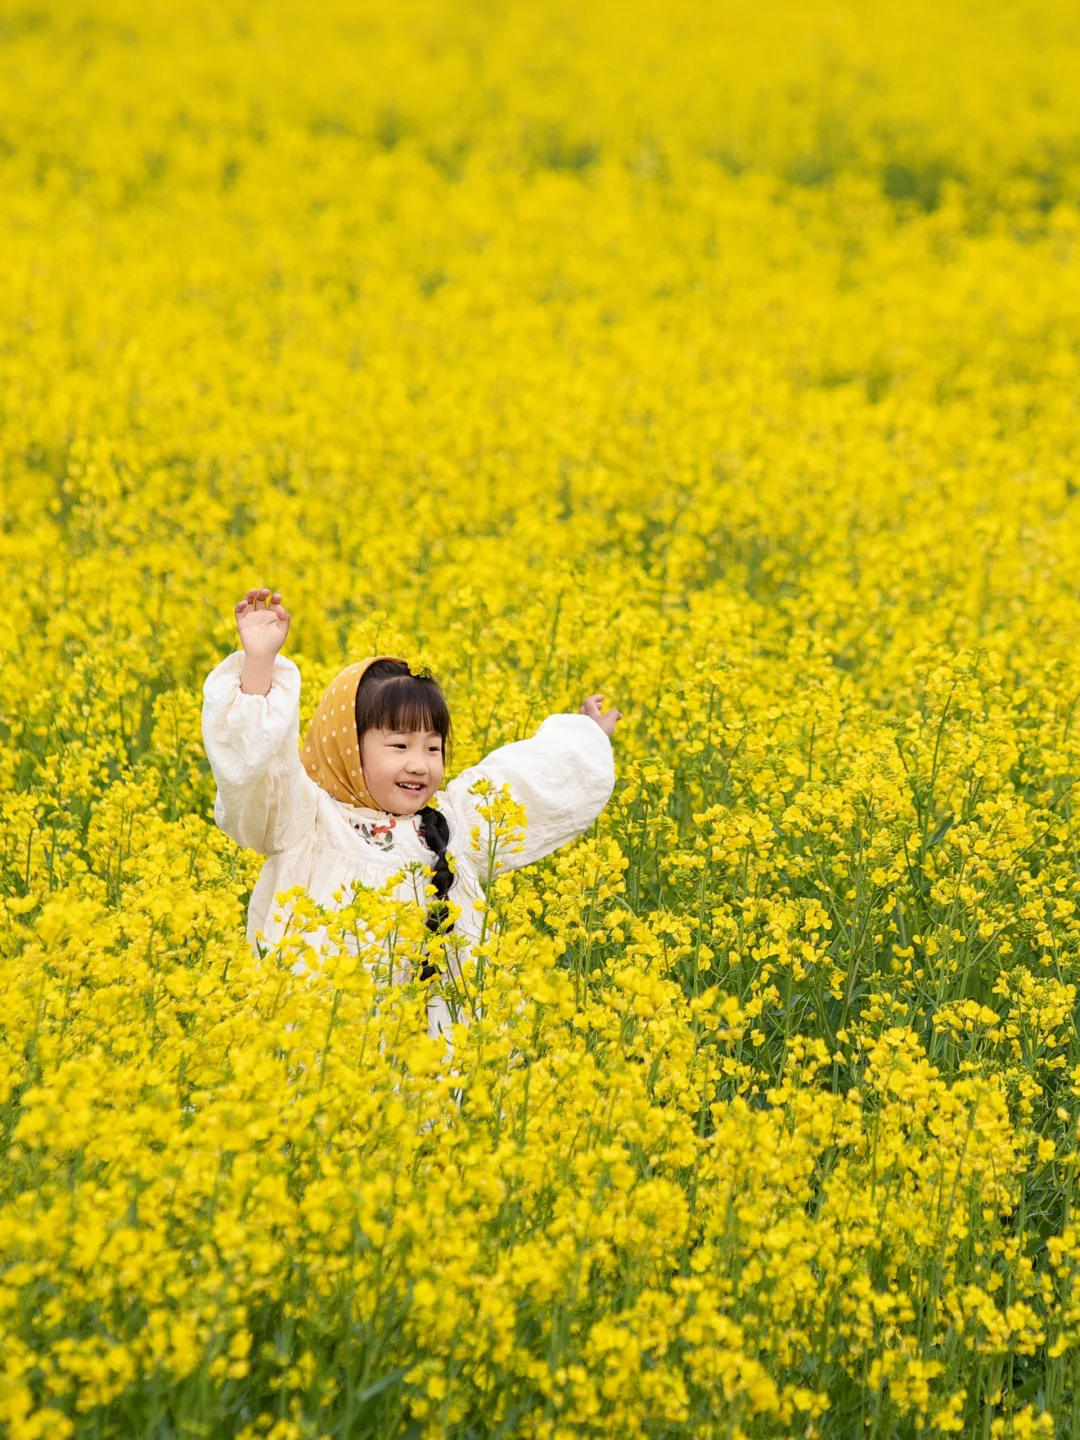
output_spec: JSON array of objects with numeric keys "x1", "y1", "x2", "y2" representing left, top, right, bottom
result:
[{"x1": 4, "y1": 0, "x2": 1080, "y2": 1434}]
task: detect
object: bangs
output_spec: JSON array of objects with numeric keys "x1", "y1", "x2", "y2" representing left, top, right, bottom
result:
[{"x1": 354, "y1": 670, "x2": 452, "y2": 750}]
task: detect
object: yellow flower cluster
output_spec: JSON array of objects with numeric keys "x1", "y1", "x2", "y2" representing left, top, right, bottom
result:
[{"x1": 4, "y1": 0, "x2": 1080, "y2": 1434}]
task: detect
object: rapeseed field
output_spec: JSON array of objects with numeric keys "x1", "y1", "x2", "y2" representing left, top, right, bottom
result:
[{"x1": 5, "y1": 0, "x2": 1080, "y2": 1434}]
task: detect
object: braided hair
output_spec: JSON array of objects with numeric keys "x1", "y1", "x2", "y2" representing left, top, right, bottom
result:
[{"x1": 354, "y1": 660, "x2": 455, "y2": 978}]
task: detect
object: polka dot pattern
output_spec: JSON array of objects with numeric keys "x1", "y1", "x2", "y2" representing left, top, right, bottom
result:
[{"x1": 298, "y1": 654, "x2": 407, "y2": 812}]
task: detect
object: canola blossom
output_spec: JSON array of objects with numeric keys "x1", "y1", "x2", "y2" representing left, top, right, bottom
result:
[{"x1": 4, "y1": 0, "x2": 1080, "y2": 1435}]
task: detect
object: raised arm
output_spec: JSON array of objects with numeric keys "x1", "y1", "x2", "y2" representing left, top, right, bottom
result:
[
  {"x1": 200, "y1": 588, "x2": 317, "y2": 856},
  {"x1": 441, "y1": 694, "x2": 621, "y2": 884}
]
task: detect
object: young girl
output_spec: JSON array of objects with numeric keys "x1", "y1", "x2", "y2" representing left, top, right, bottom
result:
[{"x1": 201, "y1": 587, "x2": 622, "y2": 1043}]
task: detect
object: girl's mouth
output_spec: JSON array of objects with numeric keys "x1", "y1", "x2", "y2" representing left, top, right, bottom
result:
[{"x1": 396, "y1": 782, "x2": 425, "y2": 793}]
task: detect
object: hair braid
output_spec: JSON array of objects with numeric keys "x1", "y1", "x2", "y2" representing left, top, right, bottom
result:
[{"x1": 416, "y1": 804, "x2": 454, "y2": 980}]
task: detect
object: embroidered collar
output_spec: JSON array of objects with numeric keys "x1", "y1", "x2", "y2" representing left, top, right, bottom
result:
[
  {"x1": 336, "y1": 799, "x2": 387, "y2": 822},
  {"x1": 337, "y1": 798, "x2": 422, "y2": 850}
]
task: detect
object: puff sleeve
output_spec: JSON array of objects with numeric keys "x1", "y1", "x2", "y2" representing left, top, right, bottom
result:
[
  {"x1": 201, "y1": 649, "x2": 318, "y2": 856},
  {"x1": 440, "y1": 713, "x2": 615, "y2": 884}
]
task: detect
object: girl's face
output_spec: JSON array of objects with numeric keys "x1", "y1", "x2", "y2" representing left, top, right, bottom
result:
[{"x1": 360, "y1": 728, "x2": 445, "y2": 814}]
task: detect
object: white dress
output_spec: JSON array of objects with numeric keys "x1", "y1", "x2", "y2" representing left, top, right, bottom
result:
[{"x1": 201, "y1": 650, "x2": 616, "y2": 1041}]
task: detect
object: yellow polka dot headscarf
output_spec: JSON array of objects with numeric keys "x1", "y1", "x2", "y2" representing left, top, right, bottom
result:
[{"x1": 300, "y1": 656, "x2": 407, "y2": 811}]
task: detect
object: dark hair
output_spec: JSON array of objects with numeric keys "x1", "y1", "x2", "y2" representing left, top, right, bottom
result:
[
  {"x1": 355, "y1": 659, "x2": 452, "y2": 748},
  {"x1": 355, "y1": 661, "x2": 455, "y2": 974}
]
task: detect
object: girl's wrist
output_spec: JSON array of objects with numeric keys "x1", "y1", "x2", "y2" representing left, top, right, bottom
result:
[{"x1": 240, "y1": 652, "x2": 276, "y2": 695}]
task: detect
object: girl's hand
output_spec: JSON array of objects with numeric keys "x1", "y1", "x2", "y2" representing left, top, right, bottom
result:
[
  {"x1": 580, "y1": 693, "x2": 622, "y2": 738},
  {"x1": 235, "y1": 588, "x2": 291, "y2": 661}
]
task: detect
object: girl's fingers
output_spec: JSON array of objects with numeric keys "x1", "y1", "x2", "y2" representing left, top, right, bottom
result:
[
  {"x1": 237, "y1": 588, "x2": 285, "y2": 617},
  {"x1": 239, "y1": 587, "x2": 279, "y2": 608}
]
